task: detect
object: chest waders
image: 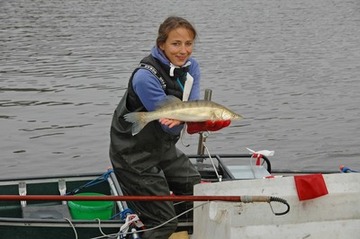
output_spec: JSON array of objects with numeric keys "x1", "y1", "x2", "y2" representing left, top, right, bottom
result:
[{"x1": 109, "y1": 59, "x2": 201, "y2": 239}]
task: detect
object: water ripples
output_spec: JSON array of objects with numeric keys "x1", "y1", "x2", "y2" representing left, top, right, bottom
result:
[{"x1": 1, "y1": 0, "x2": 360, "y2": 178}]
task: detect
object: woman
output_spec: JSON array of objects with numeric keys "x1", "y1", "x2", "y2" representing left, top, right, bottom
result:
[{"x1": 109, "y1": 16, "x2": 229, "y2": 238}]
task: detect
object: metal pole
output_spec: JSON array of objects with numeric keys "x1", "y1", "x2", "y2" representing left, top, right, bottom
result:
[
  {"x1": 197, "y1": 89, "x2": 212, "y2": 156},
  {"x1": 0, "y1": 194, "x2": 264, "y2": 202}
]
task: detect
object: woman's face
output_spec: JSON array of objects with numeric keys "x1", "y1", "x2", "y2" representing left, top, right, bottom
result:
[{"x1": 159, "y1": 27, "x2": 194, "y2": 67}]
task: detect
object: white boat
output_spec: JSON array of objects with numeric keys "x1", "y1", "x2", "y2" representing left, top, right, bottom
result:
[{"x1": 193, "y1": 169, "x2": 360, "y2": 239}]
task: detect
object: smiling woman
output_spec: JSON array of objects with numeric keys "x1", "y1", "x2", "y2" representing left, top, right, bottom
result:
[
  {"x1": 157, "y1": 18, "x2": 196, "y2": 67},
  {"x1": 108, "y1": 16, "x2": 230, "y2": 239},
  {"x1": 109, "y1": 16, "x2": 202, "y2": 239}
]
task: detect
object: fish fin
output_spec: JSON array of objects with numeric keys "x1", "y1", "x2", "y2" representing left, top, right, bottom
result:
[{"x1": 123, "y1": 112, "x2": 148, "y2": 136}]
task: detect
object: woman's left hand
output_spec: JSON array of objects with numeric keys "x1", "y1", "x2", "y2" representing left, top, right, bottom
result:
[{"x1": 159, "y1": 118, "x2": 182, "y2": 128}]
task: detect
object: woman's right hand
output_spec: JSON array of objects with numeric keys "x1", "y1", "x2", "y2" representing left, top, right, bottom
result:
[{"x1": 159, "y1": 118, "x2": 183, "y2": 128}]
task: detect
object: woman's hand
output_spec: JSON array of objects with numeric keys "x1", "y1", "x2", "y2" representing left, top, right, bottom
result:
[{"x1": 159, "y1": 118, "x2": 182, "y2": 128}]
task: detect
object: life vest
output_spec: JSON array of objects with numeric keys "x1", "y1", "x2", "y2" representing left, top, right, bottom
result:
[{"x1": 126, "y1": 55, "x2": 185, "y2": 112}]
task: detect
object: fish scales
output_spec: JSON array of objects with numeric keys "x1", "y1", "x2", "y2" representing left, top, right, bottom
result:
[
  {"x1": 153, "y1": 103, "x2": 216, "y2": 120},
  {"x1": 124, "y1": 100, "x2": 242, "y2": 136}
]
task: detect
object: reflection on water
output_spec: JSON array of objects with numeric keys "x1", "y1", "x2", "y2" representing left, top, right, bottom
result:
[{"x1": 1, "y1": 0, "x2": 360, "y2": 178}]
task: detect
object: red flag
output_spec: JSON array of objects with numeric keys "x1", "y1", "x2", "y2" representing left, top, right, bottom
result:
[{"x1": 294, "y1": 174, "x2": 328, "y2": 201}]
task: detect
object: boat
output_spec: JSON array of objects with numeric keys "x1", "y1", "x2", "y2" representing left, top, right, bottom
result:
[
  {"x1": 0, "y1": 152, "x2": 273, "y2": 239},
  {"x1": 193, "y1": 168, "x2": 360, "y2": 239},
  {"x1": 0, "y1": 170, "x2": 124, "y2": 239},
  {"x1": 191, "y1": 153, "x2": 360, "y2": 239},
  {"x1": 0, "y1": 151, "x2": 359, "y2": 239}
]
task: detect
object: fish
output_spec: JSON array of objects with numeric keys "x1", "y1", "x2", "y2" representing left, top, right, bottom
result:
[{"x1": 124, "y1": 98, "x2": 243, "y2": 136}]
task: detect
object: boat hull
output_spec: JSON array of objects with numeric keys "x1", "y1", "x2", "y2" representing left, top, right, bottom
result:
[{"x1": 193, "y1": 173, "x2": 360, "y2": 239}]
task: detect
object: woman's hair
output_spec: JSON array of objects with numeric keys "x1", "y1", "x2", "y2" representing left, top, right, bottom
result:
[{"x1": 156, "y1": 16, "x2": 197, "y2": 47}]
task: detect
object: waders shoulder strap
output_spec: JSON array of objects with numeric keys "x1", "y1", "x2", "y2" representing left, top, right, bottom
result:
[{"x1": 138, "y1": 63, "x2": 167, "y2": 90}]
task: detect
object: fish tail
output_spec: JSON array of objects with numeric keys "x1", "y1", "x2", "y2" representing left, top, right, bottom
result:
[{"x1": 123, "y1": 112, "x2": 150, "y2": 136}]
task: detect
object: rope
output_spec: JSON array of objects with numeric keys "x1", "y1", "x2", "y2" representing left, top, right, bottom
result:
[
  {"x1": 203, "y1": 142, "x2": 222, "y2": 182},
  {"x1": 63, "y1": 196, "x2": 289, "y2": 239},
  {"x1": 92, "y1": 202, "x2": 210, "y2": 239},
  {"x1": 269, "y1": 196, "x2": 290, "y2": 216},
  {"x1": 64, "y1": 217, "x2": 78, "y2": 239},
  {"x1": 67, "y1": 170, "x2": 113, "y2": 195}
]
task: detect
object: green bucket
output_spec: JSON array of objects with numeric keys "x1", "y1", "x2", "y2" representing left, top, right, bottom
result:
[{"x1": 68, "y1": 192, "x2": 114, "y2": 220}]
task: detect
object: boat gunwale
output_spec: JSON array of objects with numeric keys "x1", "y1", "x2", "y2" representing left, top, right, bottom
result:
[{"x1": 0, "y1": 173, "x2": 103, "y2": 184}]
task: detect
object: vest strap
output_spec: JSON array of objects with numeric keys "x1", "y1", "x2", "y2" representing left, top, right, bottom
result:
[{"x1": 138, "y1": 63, "x2": 167, "y2": 90}]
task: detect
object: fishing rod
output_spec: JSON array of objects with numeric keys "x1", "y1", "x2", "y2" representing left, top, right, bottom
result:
[{"x1": 0, "y1": 195, "x2": 290, "y2": 216}]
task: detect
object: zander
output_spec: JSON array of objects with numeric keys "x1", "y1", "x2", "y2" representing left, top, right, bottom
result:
[{"x1": 124, "y1": 98, "x2": 242, "y2": 136}]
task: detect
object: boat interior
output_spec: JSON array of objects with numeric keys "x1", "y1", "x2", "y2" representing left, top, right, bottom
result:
[{"x1": 0, "y1": 153, "x2": 335, "y2": 239}]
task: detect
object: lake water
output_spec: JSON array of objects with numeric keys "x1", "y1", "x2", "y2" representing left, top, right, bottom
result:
[{"x1": 1, "y1": 0, "x2": 360, "y2": 179}]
